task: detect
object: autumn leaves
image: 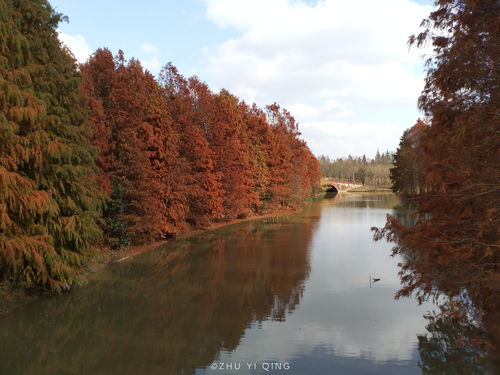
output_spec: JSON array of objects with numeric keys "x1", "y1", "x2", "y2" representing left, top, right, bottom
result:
[
  {"x1": 81, "y1": 49, "x2": 320, "y2": 248},
  {"x1": 376, "y1": 0, "x2": 499, "y2": 363},
  {"x1": 0, "y1": 0, "x2": 320, "y2": 290}
]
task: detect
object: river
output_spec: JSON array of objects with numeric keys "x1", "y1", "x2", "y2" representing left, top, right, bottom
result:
[{"x1": 0, "y1": 193, "x2": 437, "y2": 375}]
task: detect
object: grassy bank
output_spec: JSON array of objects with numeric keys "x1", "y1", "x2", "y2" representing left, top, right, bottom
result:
[{"x1": 347, "y1": 185, "x2": 392, "y2": 193}]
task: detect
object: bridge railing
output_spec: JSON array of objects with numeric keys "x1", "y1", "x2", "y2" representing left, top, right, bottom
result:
[{"x1": 322, "y1": 179, "x2": 363, "y2": 186}]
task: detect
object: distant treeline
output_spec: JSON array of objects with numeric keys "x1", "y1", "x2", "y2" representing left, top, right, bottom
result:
[
  {"x1": 318, "y1": 151, "x2": 393, "y2": 186},
  {"x1": 0, "y1": 0, "x2": 320, "y2": 291}
]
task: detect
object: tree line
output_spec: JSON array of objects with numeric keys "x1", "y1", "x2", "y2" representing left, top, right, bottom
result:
[
  {"x1": 376, "y1": 0, "x2": 499, "y2": 368},
  {"x1": 0, "y1": 0, "x2": 320, "y2": 291},
  {"x1": 318, "y1": 151, "x2": 393, "y2": 186}
]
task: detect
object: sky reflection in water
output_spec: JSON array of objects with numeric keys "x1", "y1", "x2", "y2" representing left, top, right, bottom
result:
[
  {"x1": 199, "y1": 194, "x2": 433, "y2": 375},
  {"x1": 0, "y1": 193, "x2": 435, "y2": 375}
]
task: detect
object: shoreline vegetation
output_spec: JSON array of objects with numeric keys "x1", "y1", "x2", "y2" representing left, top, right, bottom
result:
[
  {"x1": 346, "y1": 185, "x2": 392, "y2": 193},
  {"x1": 109, "y1": 207, "x2": 302, "y2": 265},
  {"x1": 0, "y1": 189, "x2": 389, "y2": 318},
  {"x1": 0, "y1": 206, "x2": 303, "y2": 319},
  {"x1": 0, "y1": 190, "x2": 379, "y2": 318},
  {"x1": 1, "y1": 0, "x2": 321, "y2": 300}
]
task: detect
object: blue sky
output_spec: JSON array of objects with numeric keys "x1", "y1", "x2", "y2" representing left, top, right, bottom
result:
[
  {"x1": 51, "y1": 0, "x2": 233, "y2": 76},
  {"x1": 53, "y1": 0, "x2": 435, "y2": 158}
]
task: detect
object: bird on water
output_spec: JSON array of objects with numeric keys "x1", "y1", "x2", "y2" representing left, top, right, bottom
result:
[{"x1": 370, "y1": 276, "x2": 381, "y2": 288}]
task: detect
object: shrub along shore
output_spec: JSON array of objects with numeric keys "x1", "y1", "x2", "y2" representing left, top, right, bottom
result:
[{"x1": 0, "y1": 206, "x2": 303, "y2": 318}]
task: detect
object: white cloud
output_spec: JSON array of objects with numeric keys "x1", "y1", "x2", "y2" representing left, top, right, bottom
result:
[
  {"x1": 287, "y1": 103, "x2": 320, "y2": 119},
  {"x1": 200, "y1": 0, "x2": 434, "y2": 158},
  {"x1": 300, "y1": 120, "x2": 403, "y2": 158},
  {"x1": 57, "y1": 30, "x2": 92, "y2": 63},
  {"x1": 140, "y1": 43, "x2": 158, "y2": 53},
  {"x1": 141, "y1": 56, "x2": 162, "y2": 73},
  {"x1": 138, "y1": 44, "x2": 162, "y2": 74}
]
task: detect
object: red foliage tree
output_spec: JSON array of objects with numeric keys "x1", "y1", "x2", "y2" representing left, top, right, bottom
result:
[
  {"x1": 242, "y1": 104, "x2": 273, "y2": 210},
  {"x1": 80, "y1": 50, "x2": 114, "y2": 195},
  {"x1": 374, "y1": 0, "x2": 499, "y2": 362},
  {"x1": 160, "y1": 65, "x2": 223, "y2": 227},
  {"x1": 82, "y1": 52, "x2": 320, "y2": 241},
  {"x1": 265, "y1": 104, "x2": 300, "y2": 207},
  {"x1": 82, "y1": 51, "x2": 188, "y2": 244},
  {"x1": 210, "y1": 90, "x2": 260, "y2": 219}
]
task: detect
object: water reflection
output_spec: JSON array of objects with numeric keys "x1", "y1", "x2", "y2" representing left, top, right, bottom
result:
[
  {"x1": 418, "y1": 299, "x2": 488, "y2": 375},
  {"x1": 205, "y1": 193, "x2": 432, "y2": 375},
  {"x1": 323, "y1": 191, "x2": 400, "y2": 209},
  {"x1": 0, "y1": 214, "x2": 317, "y2": 375},
  {"x1": 375, "y1": 197, "x2": 494, "y2": 374},
  {"x1": 1, "y1": 193, "x2": 466, "y2": 375}
]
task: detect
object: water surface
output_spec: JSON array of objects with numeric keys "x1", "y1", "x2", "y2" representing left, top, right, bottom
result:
[{"x1": 0, "y1": 193, "x2": 434, "y2": 375}]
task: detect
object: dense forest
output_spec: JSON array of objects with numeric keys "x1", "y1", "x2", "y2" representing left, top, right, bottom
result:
[
  {"x1": 318, "y1": 151, "x2": 393, "y2": 186},
  {"x1": 375, "y1": 0, "x2": 499, "y2": 368},
  {"x1": 0, "y1": 0, "x2": 320, "y2": 292}
]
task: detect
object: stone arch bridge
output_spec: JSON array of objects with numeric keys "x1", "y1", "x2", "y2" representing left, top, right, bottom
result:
[{"x1": 321, "y1": 179, "x2": 363, "y2": 193}]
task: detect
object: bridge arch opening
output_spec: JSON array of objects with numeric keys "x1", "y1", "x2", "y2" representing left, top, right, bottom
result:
[{"x1": 325, "y1": 184, "x2": 338, "y2": 193}]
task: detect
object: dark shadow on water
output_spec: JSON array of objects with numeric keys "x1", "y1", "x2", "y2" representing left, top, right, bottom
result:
[{"x1": 323, "y1": 191, "x2": 338, "y2": 199}]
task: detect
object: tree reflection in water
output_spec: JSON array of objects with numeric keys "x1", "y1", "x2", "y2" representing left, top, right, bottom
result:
[
  {"x1": 0, "y1": 215, "x2": 318, "y2": 375},
  {"x1": 375, "y1": 204, "x2": 497, "y2": 374},
  {"x1": 418, "y1": 299, "x2": 489, "y2": 375}
]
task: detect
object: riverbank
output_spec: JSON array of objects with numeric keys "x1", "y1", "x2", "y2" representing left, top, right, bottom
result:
[
  {"x1": 0, "y1": 207, "x2": 301, "y2": 319},
  {"x1": 347, "y1": 185, "x2": 392, "y2": 193},
  {"x1": 90, "y1": 207, "x2": 301, "y2": 268}
]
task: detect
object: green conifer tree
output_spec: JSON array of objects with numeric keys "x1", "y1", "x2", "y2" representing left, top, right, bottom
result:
[{"x1": 0, "y1": 0, "x2": 104, "y2": 290}]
